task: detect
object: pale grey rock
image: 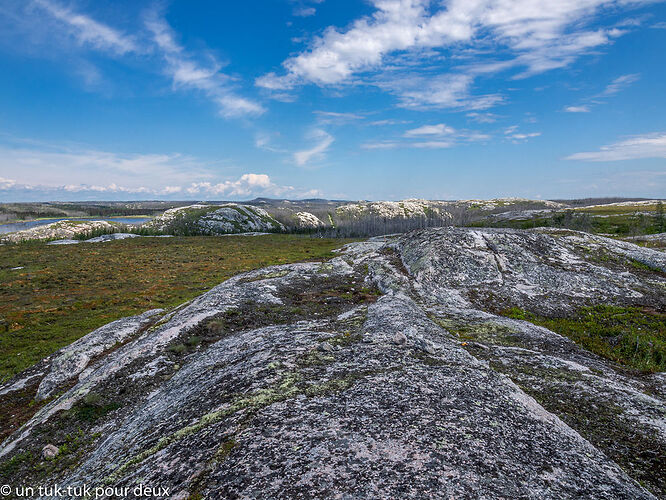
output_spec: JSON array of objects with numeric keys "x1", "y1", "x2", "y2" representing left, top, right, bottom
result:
[
  {"x1": 392, "y1": 331, "x2": 407, "y2": 345},
  {"x1": 84, "y1": 233, "x2": 142, "y2": 243},
  {"x1": 47, "y1": 239, "x2": 80, "y2": 245},
  {"x1": 35, "y1": 309, "x2": 164, "y2": 401},
  {"x1": 293, "y1": 211, "x2": 325, "y2": 228},
  {"x1": 42, "y1": 444, "x2": 59, "y2": 459},
  {"x1": 317, "y1": 342, "x2": 334, "y2": 353},
  {"x1": 143, "y1": 204, "x2": 284, "y2": 234},
  {"x1": 2, "y1": 220, "x2": 116, "y2": 243},
  {"x1": 0, "y1": 227, "x2": 663, "y2": 499}
]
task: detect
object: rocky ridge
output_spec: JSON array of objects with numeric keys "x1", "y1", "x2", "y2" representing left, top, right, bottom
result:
[
  {"x1": 0, "y1": 220, "x2": 117, "y2": 243},
  {"x1": 142, "y1": 204, "x2": 284, "y2": 234},
  {"x1": 0, "y1": 227, "x2": 664, "y2": 498}
]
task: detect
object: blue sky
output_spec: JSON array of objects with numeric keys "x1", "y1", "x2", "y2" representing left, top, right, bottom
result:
[{"x1": 0, "y1": 0, "x2": 664, "y2": 202}]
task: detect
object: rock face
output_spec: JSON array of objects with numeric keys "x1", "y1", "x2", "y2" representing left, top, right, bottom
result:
[
  {"x1": 1, "y1": 220, "x2": 116, "y2": 243},
  {"x1": 336, "y1": 199, "x2": 452, "y2": 220},
  {"x1": 292, "y1": 211, "x2": 325, "y2": 228},
  {"x1": 143, "y1": 204, "x2": 284, "y2": 234},
  {"x1": 0, "y1": 227, "x2": 664, "y2": 499}
]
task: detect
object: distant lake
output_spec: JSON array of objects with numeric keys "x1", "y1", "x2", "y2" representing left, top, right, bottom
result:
[{"x1": 0, "y1": 217, "x2": 152, "y2": 235}]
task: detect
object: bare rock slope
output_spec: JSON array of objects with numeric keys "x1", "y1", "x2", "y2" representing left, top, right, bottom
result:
[{"x1": 0, "y1": 227, "x2": 664, "y2": 499}]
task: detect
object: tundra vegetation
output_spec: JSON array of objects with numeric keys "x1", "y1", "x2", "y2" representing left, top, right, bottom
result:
[{"x1": 0, "y1": 235, "x2": 354, "y2": 381}]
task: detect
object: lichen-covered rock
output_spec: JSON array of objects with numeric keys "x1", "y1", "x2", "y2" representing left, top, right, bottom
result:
[
  {"x1": 143, "y1": 204, "x2": 284, "y2": 234},
  {"x1": 0, "y1": 227, "x2": 664, "y2": 498},
  {"x1": 35, "y1": 309, "x2": 164, "y2": 401},
  {"x1": 336, "y1": 199, "x2": 451, "y2": 220},
  {"x1": 292, "y1": 211, "x2": 325, "y2": 228},
  {"x1": 1, "y1": 220, "x2": 116, "y2": 243}
]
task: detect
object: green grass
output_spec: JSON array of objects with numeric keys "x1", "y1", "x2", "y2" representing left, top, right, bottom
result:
[
  {"x1": 470, "y1": 211, "x2": 662, "y2": 236},
  {"x1": 574, "y1": 203, "x2": 659, "y2": 214},
  {"x1": 501, "y1": 305, "x2": 666, "y2": 372},
  {"x1": 0, "y1": 235, "x2": 356, "y2": 382}
]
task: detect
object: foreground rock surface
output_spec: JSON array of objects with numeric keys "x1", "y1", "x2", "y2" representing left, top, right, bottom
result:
[{"x1": 0, "y1": 227, "x2": 664, "y2": 499}]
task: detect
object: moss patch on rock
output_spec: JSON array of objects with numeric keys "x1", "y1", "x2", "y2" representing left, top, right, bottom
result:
[{"x1": 501, "y1": 305, "x2": 666, "y2": 372}]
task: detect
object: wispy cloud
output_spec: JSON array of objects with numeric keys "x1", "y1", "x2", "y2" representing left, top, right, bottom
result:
[
  {"x1": 566, "y1": 132, "x2": 666, "y2": 161},
  {"x1": 257, "y1": 0, "x2": 645, "y2": 110},
  {"x1": 184, "y1": 173, "x2": 320, "y2": 198},
  {"x1": 290, "y1": 0, "x2": 324, "y2": 18},
  {"x1": 563, "y1": 105, "x2": 591, "y2": 113},
  {"x1": 363, "y1": 122, "x2": 488, "y2": 150},
  {"x1": 0, "y1": 136, "x2": 321, "y2": 200},
  {"x1": 466, "y1": 112, "x2": 498, "y2": 123},
  {"x1": 404, "y1": 123, "x2": 455, "y2": 137},
  {"x1": 32, "y1": 0, "x2": 137, "y2": 55},
  {"x1": 314, "y1": 110, "x2": 364, "y2": 124},
  {"x1": 504, "y1": 126, "x2": 541, "y2": 142},
  {"x1": 597, "y1": 73, "x2": 640, "y2": 97},
  {"x1": 377, "y1": 73, "x2": 503, "y2": 112},
  {"x1": 145, "y1": 14, "x2": 264, "y2": 118},
  {"x1": 369, "y1": 119, "x2": 411, "y2": 126},
  {"x1": 564, "y1": 73, "x2": 640, "y2": 113},
  {"x1": 294, "y1": 129, "x2": 334, "y2": 166},
  {"x1": 0, "y1": 173, "x2": 321, "y2": 200}
]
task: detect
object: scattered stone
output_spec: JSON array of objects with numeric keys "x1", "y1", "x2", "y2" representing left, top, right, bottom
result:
[
  {"x1": 415, "y1": 337, "x2": 435, "y2": 354},
  {"x1": 317, "y1": 342, "x2": 334, "y2": 353},
  {"x1": 393, "y1": 331, "x2": 407, "y2": 345},
  {"x1": 42, "y1": 444, "x2": 59, "y2": 459}
]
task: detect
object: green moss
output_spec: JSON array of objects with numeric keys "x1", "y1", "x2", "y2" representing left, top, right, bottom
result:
[
  {"x1": 169, "y1": 343, "x2": 187, "y2": 355},
  {"x1": 326, "y1": 331, "x2": 363, "y2": 347},
  {"x1": 501, "y1": 305, "x2": 666, "y2": 372},
  {"x1": 629, "y1": 259, "x2": 663, "y2": 274},
  {"x1": 214, "y1": 439, "x2": 237, "y2": 461},
  {"x1": 431, "y1": 316, "x2": 523, "y2": 347},
  {"x1": 238, "y1": 270, "x2": 290, "y2": 283},
  {"x1": 69, "y1": 393, "x2": 120, "y2": 423}
]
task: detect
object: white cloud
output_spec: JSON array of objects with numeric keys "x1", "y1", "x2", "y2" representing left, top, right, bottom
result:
[
  {"x1": 412, "y1": 141, "x2": 455, "y2": 149},
  {"x1": 314, "y1": 110, "x2": 364, "y2": 124},
  {"x1": 404, "y1": 123, "x2": 455, "y2": 137},
  {"x1": 257, "y1": 0, "x2": 646, "y2": 109},
  {"x1": 566, "y1": 132, "x2": 666, "y2": 161},
  {"x1": 503, "y1": 127, "x2": 541, "y2": 142},
  {"x1": 32, "y1": 0, "x2": 137, "y2": 55},
  {"x1": 294, "y1": 129, "x2": 334, "y2": 166},
  {"x1": 0, "y1": 136, "x2": 324, "y2": 199},
  {"x1": 369, "y1": 119, "x2": 411, "y2": 126},
  {"x1": 0, "y1": 144, "x2": 213, "y2": 189},
  {"x1": 294, "y1": 7, "x2": 316, "y2": 17},
  {"x1": 363, "y1": 122, "x2": 487, "y2": 150},
  {"x1": 0, "y1": 177, "x2": 16, "y2": 189},
  {"x1": 466, "y1": 112, "x2": 498, "y2": 123},
  {"x1": 377, "y1": 73, "x2": 503, "y2": 111},
  {"x1": 146, "y1": 15, "x2": 264, "y2": 118},
  {"x1": 510, "y1": 132, "x2": 541, "y2": 141},
  {"x1": 564, "y1": 73, "x2": 640, "y2": 113},
  {"x1": 0, "y1": 174, "x2": 321, "y2": 200},
  {"x1": 361, "y1": 141, "x2": 400, "y2": 150},
  {"x1": 597, "y1": 73, "x2": 640, "y2": 97},
  {"x1": 564, "y1": 105, "x2": 591, "y2": 113}
]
